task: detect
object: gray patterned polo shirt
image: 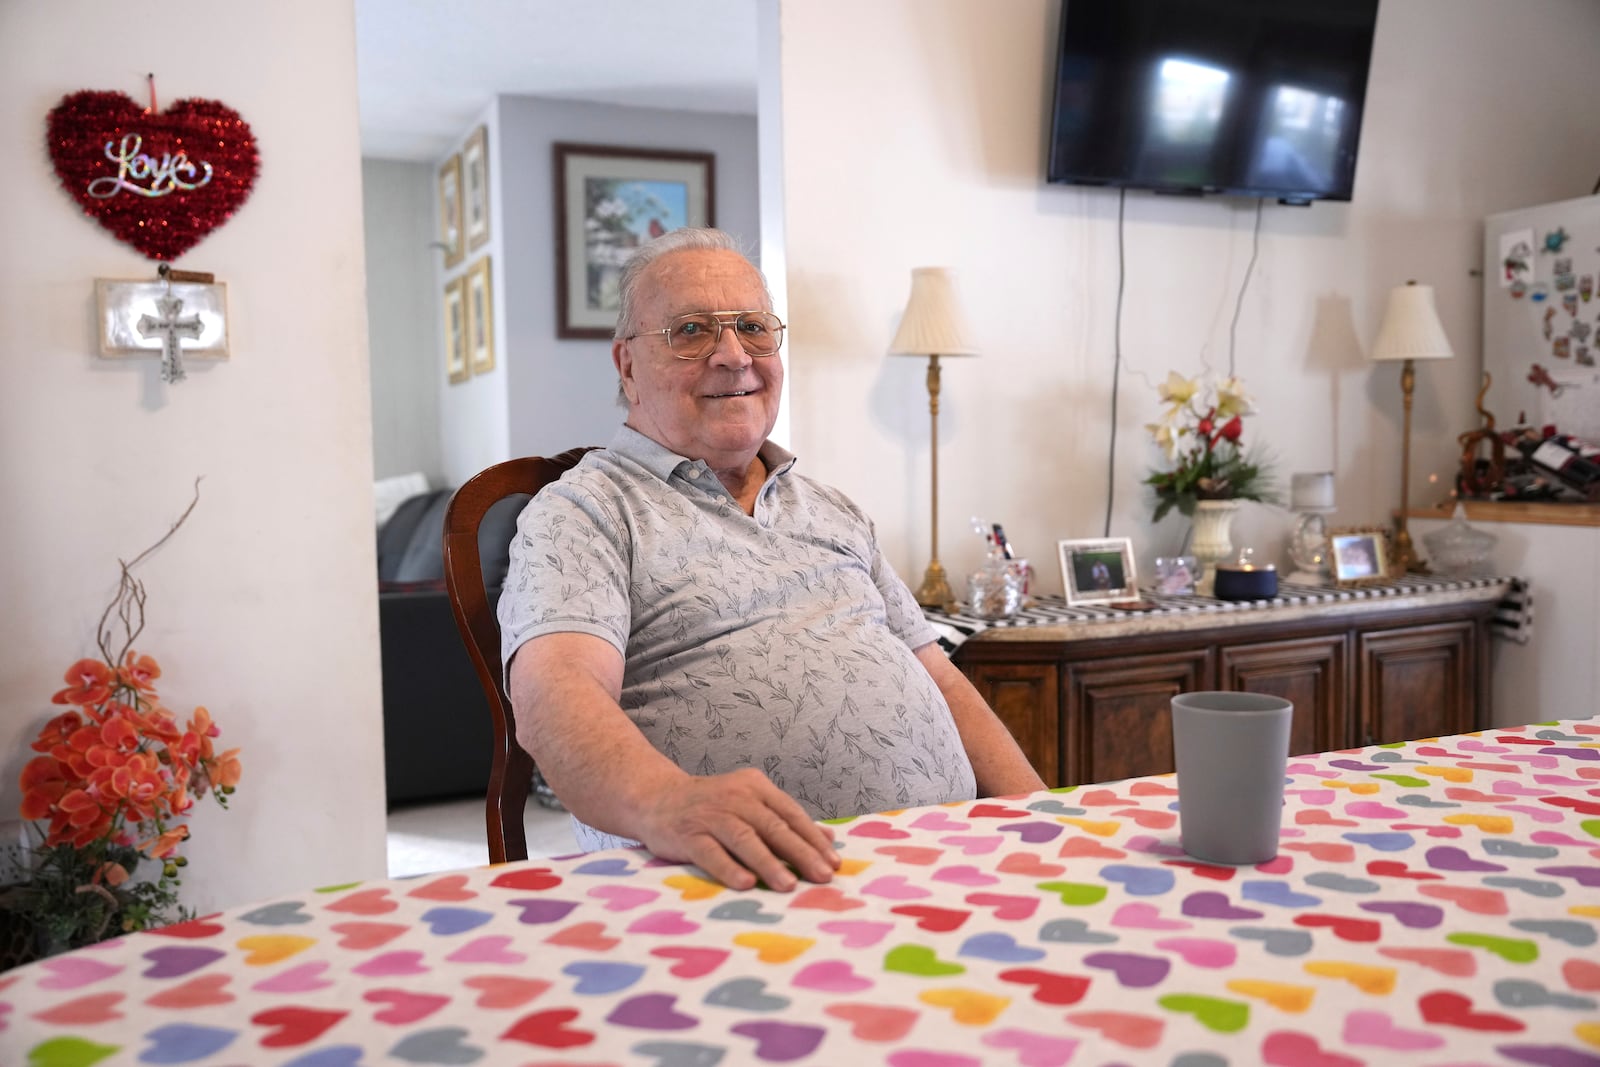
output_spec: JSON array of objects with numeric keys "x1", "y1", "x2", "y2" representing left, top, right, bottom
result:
[{"x1": 498, "y1": 426, "x2": 977, "y2": 830}]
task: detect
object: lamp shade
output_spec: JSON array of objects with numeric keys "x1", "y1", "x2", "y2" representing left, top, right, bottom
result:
[
  {"x1": 1371, "y1": 281, "x2": 1454, "y2": 363},
  {"x1": 888, "y1": 267, "x2": 978, "y2": 357},
  {"x1": 1290, "y1": 471, "x2": 1336, "y2": 511}
]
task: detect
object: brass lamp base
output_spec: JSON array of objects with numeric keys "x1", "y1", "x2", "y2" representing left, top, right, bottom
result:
[
  {"x1": 1394, "y1": 525, "x2": 1430, "y2": 575},
  {"x1": 914, "y1": 558, "x2": 955, "y2": 610},
  {"x1": 1393, "y1": 356, "x2": 1432, "y2": 576}
]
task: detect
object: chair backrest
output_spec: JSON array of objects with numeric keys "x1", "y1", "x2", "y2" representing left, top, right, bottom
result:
[{"x1": 442, "y1": 447, "x2": 596, "y2": 864}]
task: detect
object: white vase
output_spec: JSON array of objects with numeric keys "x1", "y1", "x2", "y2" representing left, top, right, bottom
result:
[{"x1": 1190, "y1": 499, "x2": 1241, "y2": 596}]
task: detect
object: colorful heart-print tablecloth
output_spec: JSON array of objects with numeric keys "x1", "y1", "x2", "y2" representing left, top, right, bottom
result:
[{"x1": 2, "y1": 719, "x2": 1597, "y2": 1066}]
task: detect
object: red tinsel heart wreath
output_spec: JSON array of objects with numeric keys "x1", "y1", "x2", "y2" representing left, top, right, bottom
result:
[{"x1": 46, "y1": 90, "x2": 260, "y2": 261}]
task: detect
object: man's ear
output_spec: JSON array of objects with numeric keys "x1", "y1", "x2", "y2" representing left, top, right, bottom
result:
[{"x1": 613, "y1": 339, "x2": 638, "y2": 405}]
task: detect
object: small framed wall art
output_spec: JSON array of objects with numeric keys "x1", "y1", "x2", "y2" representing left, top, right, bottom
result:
[
  {"x1": 444, "y1": 275, "x2": 468, "y2": 384},
  {"x1": 463, "y1": 125, "x2": 490, "y2": 250},
  {"x1": 465, "y1": 256, "x2": 495, "y2": 375},
  {"x1": 96, "y1": 278, "x2": 229, "y2": 361},
  {"x1": 1059, "y1": 537, "x2": 1139, "y2": 606},
  {"x1": 554, "y1": 142, "x2": 714, "y2": 339},
  {"x1": 438, "y1": 152, "x2": 464, "y2": 269},
  {"x1": 1329, "y1": 526, "x2": 1393, "y2": 586}
]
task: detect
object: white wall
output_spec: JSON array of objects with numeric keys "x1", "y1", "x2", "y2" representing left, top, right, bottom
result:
[
  {"x1": 496, "y1": 96, "x2": 761, "y2": 466},
  {"x1": 0, "y1": 0, "x2": 386, "y2": 909},
  {"x1": 774, "y1": 0, "x2": 1600, "y2": 597},
  {"x1": 1410, "y1": 515, "x2": 1600, "y2": 728},
  {"x1": 364, "y1": 158, "x2": 443, "y2": 483},
  {"x1": 757, "y1": 0, "x2": 790, "y2": 447}
]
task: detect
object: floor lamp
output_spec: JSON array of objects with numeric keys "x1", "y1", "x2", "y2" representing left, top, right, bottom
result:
[
  {"x1": 1371, "y1": 280, "x2": 1454, "y2": 573},
  {"x1": 889, "y1": 267, "x2": 978, "y2": 609}
]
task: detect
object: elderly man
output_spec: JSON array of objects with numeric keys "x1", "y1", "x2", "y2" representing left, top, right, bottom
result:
[{"x1": 500, "y1": 228, "x2": 1043, "y2": 892}]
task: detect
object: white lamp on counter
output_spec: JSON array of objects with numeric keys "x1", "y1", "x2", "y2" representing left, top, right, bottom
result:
[
  {"x1": 1371, "y1": 280, "x2": 1455, "y2": 573},
  {"x1": 1285, "y1": 471, "x2": 1336, "y2": 585},
  {"x1": 889, "y1": 267, "x2": 980, "y2": 610}
]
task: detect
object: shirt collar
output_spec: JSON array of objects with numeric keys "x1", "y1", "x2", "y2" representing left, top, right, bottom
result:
[{"x1": 607, "y1": 425, "x2": 797, "y2": 484}]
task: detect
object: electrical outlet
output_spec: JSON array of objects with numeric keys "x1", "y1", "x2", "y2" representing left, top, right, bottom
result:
[{"x1": 0, "y1": 819, "x2": 31, "y2": 883}]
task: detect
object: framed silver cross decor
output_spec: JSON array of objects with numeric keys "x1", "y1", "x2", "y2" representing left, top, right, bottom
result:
[{"x1": 96, "y1": 278, "x2": 230, "y2": 381}]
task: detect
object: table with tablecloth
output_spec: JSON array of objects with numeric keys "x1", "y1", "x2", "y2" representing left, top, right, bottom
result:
[{"x1": 2, "y1": 719, "x2": 1596, "y2": 1066}]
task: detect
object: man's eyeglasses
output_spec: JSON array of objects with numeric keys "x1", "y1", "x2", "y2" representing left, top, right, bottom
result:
[{"x1": 625, "y1": 311, "x2": 786, "y2": 361}]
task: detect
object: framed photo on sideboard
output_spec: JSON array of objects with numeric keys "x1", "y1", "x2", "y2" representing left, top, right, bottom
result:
[
  {"x1": 1059, "y1": 537, "x2": 1139, "y2": 606},
  {"x1": 1329, "y1": 526, "x2": 1392, "y2": 586}
]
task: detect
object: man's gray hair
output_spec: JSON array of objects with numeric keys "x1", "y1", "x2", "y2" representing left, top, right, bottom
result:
[{"x1": 612, "y1": 228, "x2": 768, "y2": 340}]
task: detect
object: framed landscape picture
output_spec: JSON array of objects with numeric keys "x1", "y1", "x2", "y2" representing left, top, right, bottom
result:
[
  {"x1": 553, "y1": 142, "x2": 714, "y2": 339},
  {"x1": 1329, "y1": 526, "x2": 1392, "y2": 586},
  {"x1": 438, "y1": 153, "x2": 464, "y2": 269},
  {"x1": 465, "y1": 256, "x2": 494, "y2": 375},
  {"x1": 463, "y1": 125, "x2": 490, "y2": 250},
  {"x1": 1059, "y1": 537, "x2": 1139, "y2": 606},
  {"x1": 444, "y1": 275, "x2": 468, "y2": 384}
]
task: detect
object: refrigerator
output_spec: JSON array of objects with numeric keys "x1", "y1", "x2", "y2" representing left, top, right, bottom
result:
[{"x1": 1482, "y1": 193, "x2": 1600, "y2": 440}]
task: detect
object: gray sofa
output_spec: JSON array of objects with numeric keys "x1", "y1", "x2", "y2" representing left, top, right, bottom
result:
[{"x1": 376, "y1": 487, "x2": 528, "y2": 807}]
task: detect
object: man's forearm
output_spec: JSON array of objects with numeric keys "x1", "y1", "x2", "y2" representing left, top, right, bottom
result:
[
  {"x1": 508, "y1": 636, "x2": 689, "y2": 842},
  {"x1": 915, "y1": 643, "x2": 1047, "y2": 797},
  {"x1": 508, "y1": 632, "x2": 841, "y2": 889}
]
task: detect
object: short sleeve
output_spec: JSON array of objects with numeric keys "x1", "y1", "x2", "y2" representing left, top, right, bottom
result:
[
  {"x1": 856, "y1": 516, "x2": 937, "y2": 652},
  {"x1": 497, "y1": 479, "x2": 633, "y2": 671}
]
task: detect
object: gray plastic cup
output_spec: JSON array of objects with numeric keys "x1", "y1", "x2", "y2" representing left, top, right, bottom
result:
[{"x1": 1170, "y1": 691, "x2": 1293, "y2": 865}]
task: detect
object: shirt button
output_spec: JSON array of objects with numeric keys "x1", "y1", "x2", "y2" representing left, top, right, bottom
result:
[{"x1": 687, "y1": 469, "x2": 700, "y2": 479}]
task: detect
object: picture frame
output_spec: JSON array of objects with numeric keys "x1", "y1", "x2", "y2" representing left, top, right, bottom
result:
[
  {"x1": 463, "y1": 125, "x2": 490, "y2": 251},
  {"x1": 444, "y1": 275, "x2": 469, "y2": 384},
  {"x1": 465, "y1": 256, "x2": 495, "y2": 375},
  {"x1": 1154, "y1": 555, "x2": 1198, "y2": 596},
  {"x1": 1329, "y1": 526, "x2": 1393, "y2": 586},
  {"x1": 1059, "y1": 537, "x2": 1140, "y2": 606},
  {"x1": 95, "y1": 279, "x2": 229, "y2": 361},
  {"x1": 438, "y1": 153, "x2": 464, "y2": 269},
  {"x1": 553, "y1": 142, "x2": 715, "y2": 339}
]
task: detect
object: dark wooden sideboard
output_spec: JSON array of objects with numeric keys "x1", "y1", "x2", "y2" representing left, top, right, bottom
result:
[{"x1": 950, "y1": 582, "x2": 1506, "y2": 788}]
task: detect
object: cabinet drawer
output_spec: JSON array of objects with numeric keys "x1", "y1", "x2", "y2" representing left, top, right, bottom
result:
[
  {"x1": 1357, "y1": 621, "x2": 1476, "y2": 745},
  {"x1": 1063, "y1": 649, "x2": 1210, "y2": 785},
  {"x1": 964, "y1": 661, "x2": 1061, "y2": 786},
  {"x1": 1219, "y1": 634, "x2": 1348, "y2": 754}
]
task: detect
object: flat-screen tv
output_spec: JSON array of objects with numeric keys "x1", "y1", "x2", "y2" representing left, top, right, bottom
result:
[{"x1": 1047, "y1": 0, "x2": 1380, "y2": 204}]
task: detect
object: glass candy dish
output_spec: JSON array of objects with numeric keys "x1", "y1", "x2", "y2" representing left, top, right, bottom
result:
[{"x1": 1422, "y1": 504, "x2": 1497, "y2": 577}]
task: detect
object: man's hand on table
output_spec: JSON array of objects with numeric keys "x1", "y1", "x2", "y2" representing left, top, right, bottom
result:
[{"x1": 633, "y1": 768, "x2": 841, "y2": 892}]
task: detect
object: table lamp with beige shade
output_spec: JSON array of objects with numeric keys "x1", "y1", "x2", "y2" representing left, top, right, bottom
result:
[
  {"x1": 889, "y1": 267, "x2": 978, "y2": 609},
  {"x1": 1370, "y1": 280, "x2": 1454, "y2": 573}
]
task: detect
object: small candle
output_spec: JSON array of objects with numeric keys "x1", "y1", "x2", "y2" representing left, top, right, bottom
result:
[{"x1": 1291, "y1": 471, "x2": 1335, "y2": 510}]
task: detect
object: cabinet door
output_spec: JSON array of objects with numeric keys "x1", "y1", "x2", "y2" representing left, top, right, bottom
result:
[
  {"x1": 1219, "y1": 635, "x2": 1347, "y2": 755},
  {"x1": 964, "y1": 662, "x2": 1061, "y2": 786},
  {"x1": 1064, "y1": 649, "x2": 1210, "y2": 785},
  {"x1": 1357, "y1": 622, "x2": 1476, "y2": 746}
]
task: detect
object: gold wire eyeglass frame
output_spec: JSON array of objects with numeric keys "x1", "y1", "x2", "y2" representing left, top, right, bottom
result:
[{"x1": 624, "y1": 311, "x2": 786, "y2": 361}]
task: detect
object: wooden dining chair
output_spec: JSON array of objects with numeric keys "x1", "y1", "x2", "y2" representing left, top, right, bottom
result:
[{"x1": 441, "y1": 447, "x2": 596, "y2": 864}]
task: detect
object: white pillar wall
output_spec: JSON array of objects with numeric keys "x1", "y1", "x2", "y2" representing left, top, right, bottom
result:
[{"x1": 0, "y1": 1, "x2": 387, "y2": 910}]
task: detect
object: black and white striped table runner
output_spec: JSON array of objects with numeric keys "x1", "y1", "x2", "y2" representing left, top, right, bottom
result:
[{"x1": 924, "y1": 574, "x2": 1532, "y2": 654}]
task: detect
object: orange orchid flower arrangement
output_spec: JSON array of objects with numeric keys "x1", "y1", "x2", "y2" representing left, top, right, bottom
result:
[{"x1": 4, "y1": 483, "x2": 241, "y2": 955}]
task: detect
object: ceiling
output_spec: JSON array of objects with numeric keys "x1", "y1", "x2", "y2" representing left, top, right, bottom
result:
[{"x1": 356, "y1": 0, "x2": 760, "y2": 161}]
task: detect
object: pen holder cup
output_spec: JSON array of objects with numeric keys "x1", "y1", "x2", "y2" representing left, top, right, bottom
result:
[{"x1": 968, "y1": 560, "x2": 1026, "y2": 620}]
